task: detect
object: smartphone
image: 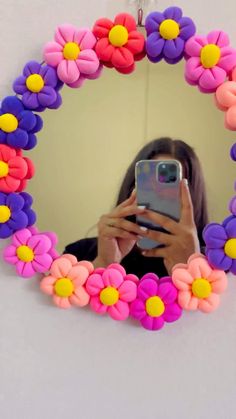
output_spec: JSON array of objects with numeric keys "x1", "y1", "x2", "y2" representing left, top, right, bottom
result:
[{"x1": 135, "y1": 159, "x2": 182, "y2": 250}]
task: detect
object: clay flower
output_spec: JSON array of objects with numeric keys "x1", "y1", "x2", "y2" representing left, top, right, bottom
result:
[
  {"x1": 0, "y1": 144, "x2": 34, "y2": 193},
  {"x1": 172, "y1": 253, "x2": 227, "y2": 313},
  {"x1": 93, "y1": 13, "x2": 145, "y2": 74},
  {"x1": 43, "y1": 25, "x2": 101, "y2": 88},
  {"x1": 185, "y1": 30, "x2": 236, "y2": 93},
  {"x1": 3, "y1": 227, "x2": 58, "y2": 278},
  {"x1": 13, "y1": 61, "x2": 63, "y2": 112},
  {"x1": 86, "y1": 263, "x2": 137, "y2": 320},
  {"x1": 203, "y1": 215, "x2": 236, "y2": 274},
  {"x1": 0, "y1": 192, "x2": 36, "y2": 238},
  {"x1": 40, "y1": 255, "x2": 93, "y2": 308},
  {"x1": 215, "y1": 67, "x2": 236, "y2": 130},
  {"x1": 130, "y1": 273, "x2": 182, "y2": 331},
  {"x1": 145, "y1": 6, "x2": 196, "y2": 64},
  {"x1": 0, "y1": 96, "x2": 43, "y2": 150}
]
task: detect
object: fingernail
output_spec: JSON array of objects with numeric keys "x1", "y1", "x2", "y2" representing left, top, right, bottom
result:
[
  {"x1": 140, "y1": 226, "x2": 148, "y2": 232},
  {"x1": 138, "y1": 205, "x2": 146, "y2": 210},
  {"x1": 184, "y1": 178, "x2": 188, "y2": 186},
  {"x1": 142, "y1": 251, "x2": 146, "y2": 256}
]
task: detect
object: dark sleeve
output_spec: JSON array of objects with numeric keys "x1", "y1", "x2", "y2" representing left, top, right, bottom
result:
[{"x1": 64, "y1": 237, "x2": 98, "y2": 262}]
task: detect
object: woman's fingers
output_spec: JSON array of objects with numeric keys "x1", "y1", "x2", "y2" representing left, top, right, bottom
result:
[
  {"x1": 180, "y1": 179, "x2": 195, "y2": 225},
  {"x1": 141, "y1": 210, "x2": 179, "y2": 235},
  {"x1": 106, "y1": 218, "x2": 148, "y2": 236},
  {"x1": 118, "y1": 189, "x2": 136, "y2": 208},
  {"x1": 142, "y1": 246, "x2": 169, "y2": 258},
  {"x1": 112, "y1": 204, "x2": 146, "y2": 219},
  {"x1": 144, "y1": 228, "x2": 172, "y2": 245},
  {"x1": 101, "y1": 225, "x2": 138, "y2": 240}
]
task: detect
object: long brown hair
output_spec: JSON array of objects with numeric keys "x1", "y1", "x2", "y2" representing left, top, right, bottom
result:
[{"x1": 116, "y1": 138, "x2": 209, "y2": 245}]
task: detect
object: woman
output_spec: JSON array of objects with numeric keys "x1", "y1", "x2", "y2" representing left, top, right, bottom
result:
[{"x1": 65, "y1": 138, "x2": 209, "y2": 277}]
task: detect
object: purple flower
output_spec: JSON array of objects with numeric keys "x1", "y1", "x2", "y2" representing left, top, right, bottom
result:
[
  {"x1": 145, "y1": 7, "x2": 196, "y2": 64},
  {"x1": 13, "y1": 61, "x2": 63, "y2": 112},
  {"x1": 130, "y1": 273, "x2": 182, "y2": 331},
  {"x1": 203, "y1": 215, "x2": 236, "y2": 273},
  {"x1": 0, "y1": 96, "x2": 43, "y2": 150},
  {"x1": 0, "y1": 192, "x2": 36, "y2": 239}
]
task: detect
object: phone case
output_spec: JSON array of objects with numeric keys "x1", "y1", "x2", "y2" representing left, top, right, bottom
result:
[{"x1": 135, "y1": 160, "x2": 182, "y2": 250}]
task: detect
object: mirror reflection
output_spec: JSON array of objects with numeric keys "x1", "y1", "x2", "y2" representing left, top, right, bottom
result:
[{"x1": 26, "y1": 59, "x2": 235, "y2": 276}]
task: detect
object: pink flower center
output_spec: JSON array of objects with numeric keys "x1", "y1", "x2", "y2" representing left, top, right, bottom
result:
[
  {"x1": 200, "y1": 44, "x2": 221, "y2": 69},
  {"x1": 192, "y1": 278, "x2": 212, "y2": 299},
  {"x1": 54, "y1": 278, "x2": 74, "y2": 297},
  {"x1": 63, "y1": 42, "x2": 80, "y2": 60},
  {"x1": 17, "y1": 245, "x2": 34, "y2": 263}
]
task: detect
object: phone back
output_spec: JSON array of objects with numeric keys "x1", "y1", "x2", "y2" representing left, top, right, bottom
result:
[{"x1": 135, "y1": 160, "x2": 182, "y2": 250}]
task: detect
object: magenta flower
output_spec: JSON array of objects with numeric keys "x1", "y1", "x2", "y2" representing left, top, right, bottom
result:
[
  {"x1": 86, "y1": 263, "x2": 137, "y2": 321},
  {"x1": 185, "y1": 30, "x2": 236, "y2": 93},
  {"x1": 43, "y1": 24, "x2": 102, "y2": 88},
  {"x1": 130, "y1": 273, "x2": 182, "y2": 331},
  {"x1": 3, "y1": 227, "x2": 59, "y2": 278}
]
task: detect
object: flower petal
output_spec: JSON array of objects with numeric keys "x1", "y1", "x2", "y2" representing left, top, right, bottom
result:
[
  {"x1": 163, "y1": 38, "x2": 185, "y2": 60},
  {"x1": 73, "y1": 28, "x2": 96, "y2": 50},
  {"x1": 103, "y1": 268, "x2": 123, "y2": 288},
  {"x1": 50, "y1": 257, "x2": 72, "y2": 279},
  {"x1": 198, "y1": 293, "x2": 220, "y2": 313},
  {"x1": 69, "y1": 286, "x2": 90, "y2": 307},
  {"x1": 28, "y1": 235, "x2": 51, "y2": 254},
  {"x1": 68, "y1": 265, "x2": 89, "y2": 286},
  {"x1": 13, "y1": 228, "x2": 32, "y2": 247},
  {"x1": 108, "y1": 300, "x2": 130, "y2": 321},
  {"x1": 179, "y1": 17, "x2": 196, "y2": 41},
  {"x1": 145, "y1": 12, "x2": 164, "y2": 35},
  {"x1": 93, "y1": 18, "x2": 114, "y2": 39},
  {"x1": 7, "y1": 130, "x2": 28, "y2": 149},
  {"x1": 55, "y1": 24, "x2": 76, "y2": 46},
  {"x1": 16, "y1": 261, "x2": 35, "y2": 278},
  {"x1": 185, "y1": 36, "x2": 207, "y2": 57},
  {"x1": 86, "y1": 273, "x2": 104, "y2": 296},
  {"x1": 95, "y1": 38, "x2": 114, "y2": 62},
  {"x1": 207, "y1": 248, "x2": 232, "y2": 271},
  {"x1": 218, "y1": 48, "x2": 236, "y2": 72},
  {"x1": 146, "y1": 32, "x2": 164, "y2": 58},
  {"x1": 207, "y1": 30, "x2": 229, "y2": 48},
  {"x1": 3, "y1": 245, "x2": 18, "y2": 264},
  {"x1": 172, "y1": 268, "x2": 193, "y2": 291},
  {"x1": 178, "y1": 291, "x2": 199, "y2": 310},
  {"x1": 158, "y1": 282, "x2": 178, "y2": 304},
  {"x1": 185, "y1": 57, "x2": 204, "y2": 82},
  {"x1": 137, "y1": 278, "x2": 158, "y2": 300},
  {"x1": 90, "y1": 295, "x2": 108, "y2": 314},
  {"x1": 57, "y1": 60, "x2": 80, "y2": 84},
  {"x1": 141, "y1": 314, "x2": 164, "y2": 331},
  {"x1": 40, "y1": 276, "x2": 55, "y2": 295},
  {"x1": 199, "y1": 67, "x2": 226, "y2": 92},
  {"x1": 114, "y1": 13, "x2": 136, "y2": 33},
  {"x1": 164, "y1": 6, "x2": 182, "y2": 21},
  {"x1": 43, "y1": 42, "x2": 63, "y2": 67},
  {"x1": 76, "y1": 50, "x2": 99, "y2": 75},
  {"x1": 188, "y1": 256, "x2": 212, "y2": 280},
  {"x1": 126, "y1": 31, "x2": 145, "y2": 55},
  {"x1": 203, "y1": 223, "x2": 227, "y2": 248},
  {"x1": 32, "y1": 254, "x2": 52, "y2": 273},
  {"x1": 53, "y1": 295, "x2": 71, "y2": 309},
  {"x1": 130, "y1": 299, "x2": 146, "y2": 320},
  {"x1": 118, "y1": 280, "x2": 137, "y2": 302},
  {"x1": 163, "y1": 303, "x2": 182, "y2": 322},
  {"x1": 111, "y1": 47, "x2": 134, "y2": 69}
]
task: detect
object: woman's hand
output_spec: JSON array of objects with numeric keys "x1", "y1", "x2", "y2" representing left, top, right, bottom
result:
[
  {"x1": 93, "y1": 190, "x2": 147, "y2": 268},
  {"x1": 141, "y1": 179, "x2": 200, "y2": 275}
]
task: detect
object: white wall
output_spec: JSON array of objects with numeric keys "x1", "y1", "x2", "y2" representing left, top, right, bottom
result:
[{"x1": 1, "y1": 2, "x2": 236, "y2": 419}]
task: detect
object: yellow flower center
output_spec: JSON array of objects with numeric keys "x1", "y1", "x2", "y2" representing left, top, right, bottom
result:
[
  {"x1": 100, "y1": 286, "x2": 119, "y2": 306},
  {"x1": 63, "y1": 42, "x2": 80, "y2": 60},
  {"x1": 224, "y1": 238, "x2": 236, "y2": 259},
  {"x1": 108, "y1": 25, "x2": 129, "y2": 47},
  {"x1": 0, "y1": 205, "x2": 11, "y2": 223},
  {"x1": 0, "y1": 161, "x2": 9, "y2": 178},
  {"x1": 16, "y1": 245, "x2": 34, "y2": 263},
  {"x1": 54, "y1": 278, "x2": 74, "y2": 297},
  {"x1": 26, "y1": 74, "x2": 45, "y2": 93},
  {"x1": 159, "y1": 19, "x2": 180, "y2": 40},
  {"x1": 146, "y1": 296, "x2": 165, "y2": 317},
  {"x1": 200, "y1": 44, "x2": 221, "y2": 68},
  {"x1": 0, "y1": 113, "x2": 18, "y2": 133},
  {"x1": 192, "y1": 278, "x2": 212, "y2": 299}
]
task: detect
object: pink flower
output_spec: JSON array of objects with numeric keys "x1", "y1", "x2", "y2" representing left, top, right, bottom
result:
[
  {"x1": 43, "y1": 24, "x2": 102, "y2": 88},
  {"x1": 215, "y1": 67, "x2": 236, "y2": 130},
  {"x1": 40, "y1": 254, "x2": 93, "y2": 309},
  {"x1": 172, "y1": 253, "x2": 228, "y2": 313},
  {"x1": 185, "y1": 30, "x2": 236, "y2": 93},
  {"x1": 3, "y1": 227, "x2": 59, "y2": 278},
  {"x1": 86, "y1": 263, "x2": 138, "y2": 320}
]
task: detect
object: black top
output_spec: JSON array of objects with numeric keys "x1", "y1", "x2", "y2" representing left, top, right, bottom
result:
[{"x1": 64, "y1": 237, "x2": 169, "y2": 278}]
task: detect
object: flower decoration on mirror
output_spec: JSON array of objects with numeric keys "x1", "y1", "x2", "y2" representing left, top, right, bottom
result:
[
  {"x1": 203, "y1": 215, "x2": 236, "y2": 274},
  {"x1": 0, "y1": 96, "x2": 43, "y2": 150},
  {"x1": 0, "y1": 192, "x2": 36, "y2": 239},
  {"x1": 145, "y1": 6, "x2": 196, "y2": 64},
  {"x1": 130, "y1": 273, "x2": 182, "y2": 331},
  {"x1": 13, "y1": 61, "x2": 63, "y2": 112},
  {"x1": 215, "y1": 67, "x2": 236, "y2": 130},
  {"x1": 40, "y1": 255, "x2": 93, "y2": 308},
  {"x1": 0, "y1": 144, "x2": 34, "y2": 193},
  {"x1": 86, "y1": 263, "x2": 138, "y2": 320},
  {"x1": 172, "y1": 254, "x2": 228, "y2": 312},
  {"x1": 93, "y1": 13, "x2": 145, "y2": 74},
  {"x1": 43, "y1": 25, "x2": 101, "y2": 88},
  {"x1": 185, "y1": 31, "x2": 236, "y2": 93},
  {"x1": 3, "y1": 227, "x2": 59, "y2": 278}
]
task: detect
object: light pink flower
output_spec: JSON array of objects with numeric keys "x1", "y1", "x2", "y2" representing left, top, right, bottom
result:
[
  {"x1": 172, "y1": 253, "x2": 227, "y2": 313},
  {"x1": 43, "y1": 24, "x2": 102, "y2": 88},
  {"x1": 185, "y1": 30, "x2": 236, "y2": 93},
  {"x1": 40, "y1": 254, "x2": 93, "y2": 309}
]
